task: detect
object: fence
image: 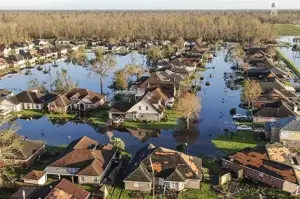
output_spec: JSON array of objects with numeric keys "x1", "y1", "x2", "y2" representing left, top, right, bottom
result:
[{"x1": 0, "y1": 180, "x2": 39, "y2": 190}]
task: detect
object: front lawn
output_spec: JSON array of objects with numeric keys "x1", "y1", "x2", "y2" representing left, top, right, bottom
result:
[
  {"x1": 87, "y1": 109, "x2": 109, "y2": 125},
  {"x1": 178, "y1": 183, "x2": 218, "y2": 199},
  {"x1": 212, "y1": 131, "x2": 265, "y2": 155},
  {"x1": 123, "y1": 109, "x2": 184, "y2": 130}
]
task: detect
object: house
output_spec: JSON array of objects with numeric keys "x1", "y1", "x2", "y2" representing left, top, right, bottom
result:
[
  {"x1": 0, "y1": 45, "x2": 11, "y2": 57},
  {"x1": 265, "y1": 117, "x2": 300, "y2": 148},
  {"x1": 10, "y1": 178, "x2": 90, "y2": 199},
  {"x1": 253, "y1": 100, "x2": 298, "y2": 123},
  {"x1": 0, "y1": 58, "x2": 9, "y2": 70},
  {"x1": 48, "y1": 88, "x2": 106, "y2": 113},
  {"x1": 259, "y1": 77, "x2": 295, "y2": 93},
  {"x1": 0, "y1": 139, "x2": 46, "y2": 169},
  {"x1": 23, "y1": 52, "x2": 37, "y2": 66},
  {"x1": 10, "y1": 42, "x2": 28, "y2": 54},
  {"x1": 32, "y1": 39, "x2": 48, "y2": 47},
  {"x1": 124, "y1": 144, "x2": 202, "y2": 192},
  {"x1": 7, "y1": 54, "x2": 26, "y2": 68},
  {"x1": 126, "y1": 128, "x2": 160, "y2": 142},
  {"x1": 109, "y1": 89, "x2": 166, "y2": 122},
  {"x1": 37, "y1": 48, "x2": 57, "y2": 59},
  {"x1": 0, "y1": 90, "x2": 58, "y2": 112},
  {"x1": 45, "y1": 136, "x2": 117, "y2": 184},
  {"x1": 21, "y1": 170, "x2": 47, "y2": 185},
  {"x1": 222, "y1": 143, "x2": 300, "y2": 195}
]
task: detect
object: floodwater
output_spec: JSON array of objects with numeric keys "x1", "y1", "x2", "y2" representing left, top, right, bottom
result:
[
  {"x1": 278, "y1": 36, "x2": 300, "y2": 69},
  {"x1": 1, "y1": 49, "x2": 245, "y2": 157}
]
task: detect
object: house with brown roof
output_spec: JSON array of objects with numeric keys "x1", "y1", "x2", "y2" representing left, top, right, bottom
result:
[
  {"x1": 124, "y1": 144, "x2": 202, "y2": 192},
  {"x1": 0, "y1": 139, "x2": 46, "y2": 169},
  {"x1": 44, "y1": 136, "x2": 117, "y2": 184},
  {"x1": 253, "y1": 100, "x2": 298, "y2": 123},
  {"x1": 10, "y1": 178, "x2": 90, "y2": 199},
  {"x1": 109, "y1": 88, "x2": 167, "y2": 122},
  {"x1": 48, "y1": 88, "x2": 106, "y2": 113},
  {"x1": 0, "y1": 90, "x2": 58, "y2": 112},
  {"x1": 22, "y1": 170, "x2": 47, "y2": 185},
  {"x1": 222, "y1": 143, "x2": 300, "y2": 195}
]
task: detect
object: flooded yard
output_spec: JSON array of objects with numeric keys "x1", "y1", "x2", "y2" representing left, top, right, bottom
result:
[{"x1": 1, "y1": 49, "x2": 245, "y2": 157}]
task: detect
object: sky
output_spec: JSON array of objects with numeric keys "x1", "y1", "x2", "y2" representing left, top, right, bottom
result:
[{"x1": 0, "y1": 0, "x2": 299, "y2": 10}]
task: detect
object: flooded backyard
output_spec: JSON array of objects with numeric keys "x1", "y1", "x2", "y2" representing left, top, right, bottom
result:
[{"x1": 1, "y1": 48, "x2": 246, "y2": 157}]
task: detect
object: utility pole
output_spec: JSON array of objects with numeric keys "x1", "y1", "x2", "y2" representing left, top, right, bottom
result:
[{"x1": 149, "y1": 158, "x2": 155, "y2": 199}]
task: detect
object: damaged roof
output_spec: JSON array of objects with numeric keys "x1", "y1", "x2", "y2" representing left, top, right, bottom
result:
[
  {"x1": 125, "y1": 144, "x2": 202, "y2": 183},
  {"x1": 6, "y1": 91, "x2": 58, "y2": 105}
]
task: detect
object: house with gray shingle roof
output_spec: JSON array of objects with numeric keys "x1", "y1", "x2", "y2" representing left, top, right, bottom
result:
[
  {"x1": 124, "y1": 144, "x2": 202, "y2": 192},
  {"x1": 265, "y1": 117, "x2": 300, "y2": 148}
]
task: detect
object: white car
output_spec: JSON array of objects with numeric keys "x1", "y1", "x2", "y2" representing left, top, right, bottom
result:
[
  {"x1": 232, "y1": 114, "x2": 247, "y2": 120},
  {"x1": 112, "y1": 117, "x2": 122, "y2": 125},
  {"x1": 166, "y1": 101, "x2": 174, "y2": 108},
  {"x1": 237, "y1": 125, "x2": 252, "y2": 131}
]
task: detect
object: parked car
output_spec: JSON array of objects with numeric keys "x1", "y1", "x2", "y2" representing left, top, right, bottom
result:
[
  {"x1": 237, "y1": 125, "x2": 252, "y2": 131},
  {"x1": 232, "y1": 114, "x2": 247, "y2": 120},
  {"x1": 166, "y1": 101, "x2": 174, "y2": 108},
  {"x1": 112, "y1": 117, "x2": 124, "y2": 125}
]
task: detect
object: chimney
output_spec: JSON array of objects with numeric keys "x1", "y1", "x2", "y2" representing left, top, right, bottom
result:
[{"x1": 22, "y1": 190, "x2": 26, "y2": 199}]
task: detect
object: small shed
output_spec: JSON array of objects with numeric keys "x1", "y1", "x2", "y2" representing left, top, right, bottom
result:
[{"x1": 22, "y1": 170, "x2": 47, "y2": 185}]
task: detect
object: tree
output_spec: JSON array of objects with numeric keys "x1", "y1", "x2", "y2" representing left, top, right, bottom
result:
[
  {"x1": 66, "y1": 47, "x2": 87, "y2": 65},
  {"x1": 28, "y1": 78, "x2": 47, "y2": 93},
  {"x1": 90, "y1": 49, "x2": 116, "y2": 94},
  {"x1": 228, "y1": 45, "x2": 244, "y2": 67},
  {"x1": 113, "y1": 69, "x2": 128, "y2": 90},
  {"x1": 242, "y1": 80, "x2": 262, "y2": 109},
  {"x1": 174, "y1": 37, "x2": 185, "y2": 49},
  {"x1": 147, "y1": 46, "x2": 163, "y2": 63},
  {"x1": 111, "y1": 137, "x2": 125, "y2": 150},
  {"x1": 53, "y1": 69, "x2": 78, "y2": 94},
  {"x1": 175, "y1": 93, "x2": 201, "y2": 129},
  {"x1": 0, "y1": 122, "x2": 22, "y2": 183}
]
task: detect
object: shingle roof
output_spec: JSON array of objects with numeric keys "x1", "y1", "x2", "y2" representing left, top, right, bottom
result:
[
  {"x1": 109, "y1": 102, "x2": 133, "y2": 113},
  {"x1": 47, "y1": 137, "x2": 116, "y2": 177},
  {"x1": 21, "y1": 170, "x2": 46, "y2": 181},
  {"x1": 16, "y1": 140, "x2": 46, "y2": 160},
  {"x1": 253, "y1": 100, "x2": 297, "y2": 118},
  {"x1": 281, "y1": 118, "x2": 300, "y2": 131},
  {"x1": 125, "y1": 144, "x2": 202, "y2": 182},
  {"x1": 45, "y1": 179, "x2": 90, "y2": 199},
  {"x1": 7, "y1": 91, "x2": 57, "y2": 105}
]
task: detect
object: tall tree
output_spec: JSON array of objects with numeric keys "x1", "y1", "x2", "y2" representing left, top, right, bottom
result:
[
  {"x1": 28, "y1": 78, "x2": 47, "y2": 93},
  {"x1": 53, "y1": 69, "x2": 78, "y2": 94},
  {"x1": 90, "y1": 49, "x2": 116, "y2": 94},
  {"x1": 242, "y1": 80, "x2": 262, "y2": 109},
  {"x1": 175, "y1": 93, "x2": 201, "y2": 129},
  {"x1": 228, "y1": 45, "x2": 244, "y2": 67},
  {"x1": 66, "y1": 47, "x2": 87, "y2": 66}
]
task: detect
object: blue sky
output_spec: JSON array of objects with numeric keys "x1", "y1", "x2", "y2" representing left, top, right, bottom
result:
[{"x1": 0, "y1": 0, "x2": 299, "y2": 10}]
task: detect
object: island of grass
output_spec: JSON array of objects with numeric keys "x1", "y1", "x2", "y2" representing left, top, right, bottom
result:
[
  {"x1": 212, "y1": 131, "x2": 266, "y2": 155},
  {"x1": 274, "y1": 24, "x2": 300, "y2": 36}
]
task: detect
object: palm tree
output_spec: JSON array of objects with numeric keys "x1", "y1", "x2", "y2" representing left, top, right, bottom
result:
[{"x1": 90, "y1": 49, "x2": 116, "y2": 94}]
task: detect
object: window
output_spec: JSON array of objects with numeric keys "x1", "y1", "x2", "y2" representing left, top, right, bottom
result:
[
  {"x1": 146, "y1": 106, "x2": 148, "y2": 111},
  {"x1": 134, "y1": 182, "x2": 140, "y2": 188},
  {"x1": 139, "y1": 106, "x2": 141, "y2": 110},
  {"x1": 27, "y1": 104, "x2": 30, "y2": 109},
  {"x1": 94, "y1": 177, "x2": 98, "y2": 183},
  {"x1": 80, "y1": 176, "x2": 84, "y2": 182}
]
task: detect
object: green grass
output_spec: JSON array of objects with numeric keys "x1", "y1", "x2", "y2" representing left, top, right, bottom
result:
[
  {"x1": 178, "y1": 183, "x2": 218, "y2": 199},
  {"x1": 107, "y1": 186, "x2": 159, "y2": 199},
  {"x1": 123, "y1": 109, "x2": 184, "y2": 130},
  {"x1": 274, "y1": 24, "x2": 300, "y2": 36},
  {"x1": 283, "y1": 81, "x2": 293, "y2": 86},
  {"x1": 19, "y1": 110, "x2": 75, "y2": 119},
  {"x1": 277, "y1": 49, "x2": 300, "y2": 78},
  {"x1": 87, "y1": 109, "x2": 109, "y2": 125},
  {"x1": 212, "y1": 131, "x2": 265, "y2": 155}
]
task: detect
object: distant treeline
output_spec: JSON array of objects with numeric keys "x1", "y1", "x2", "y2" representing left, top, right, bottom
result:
[{"x1": 0, "y1": 11, "x2": 300, "y2": 44}]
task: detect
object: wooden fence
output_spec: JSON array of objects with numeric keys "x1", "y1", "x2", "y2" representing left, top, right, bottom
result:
[{"x1": 0, "y1": 180, "x2": 39, "y2": 190}]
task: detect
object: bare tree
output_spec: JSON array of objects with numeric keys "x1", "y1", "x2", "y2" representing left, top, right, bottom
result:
[
  {"x1": 175, "y1": 93, "x2": 201, "y2": 129},
  {"x1": 53, "y1": 69, "x2": 78, "y2": 94},
  {"x1": 90, "y1": 49, "x2": 116, "y2": 94},
  {"x1": 242, "y1": 80, "x2": 262, "y2": 109},
  {"x1": 28, "y1": 78, "x2": 47, "y2": 93}
]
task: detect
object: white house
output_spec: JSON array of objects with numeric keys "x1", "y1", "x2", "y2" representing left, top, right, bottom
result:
[
  {"x1": 0, "y1": 58, "x2": 9, "y2": 70},
  {"x1": 0, "y1": 46, "x2": 11, "y2": 58},
  {"x1": 22, "y1": 170, "x2": 47, "y2": 185}
]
